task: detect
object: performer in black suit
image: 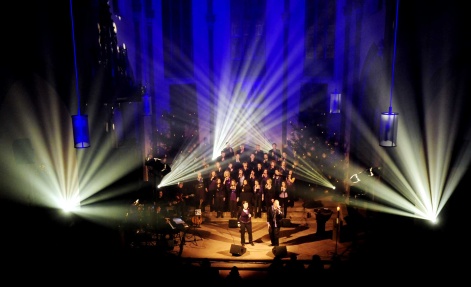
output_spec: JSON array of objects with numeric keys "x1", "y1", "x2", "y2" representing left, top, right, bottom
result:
[
  {"x1": 267, "y1": 199, "x2": 283, "y2": 246},
  {"x1": 145, "y1": 152, "x2": 171, "y2": 189}
]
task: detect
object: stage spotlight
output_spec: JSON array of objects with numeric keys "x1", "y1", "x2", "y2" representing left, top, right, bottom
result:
[
  {"x1": 329, "y1": 90, "x2": 341, "y2": 114},
  {"x1": 72, "y1": 115, "x2": 90, "y2": 148},
  {"x1": 59, "y1": 198, "x2": 81, "y2": 213}
]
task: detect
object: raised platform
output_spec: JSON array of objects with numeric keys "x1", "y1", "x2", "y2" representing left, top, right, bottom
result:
[{"x1": 196, "y1": 192, "x2": 348, "y2": 228}]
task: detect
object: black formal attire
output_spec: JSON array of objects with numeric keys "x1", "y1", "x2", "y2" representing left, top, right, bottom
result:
[
  {"x1": 253, "y1": 149, "x2": 264, "y2": 163},
  {"x1": 264, "y1": 184, "x2": 276, "y2": 210},
  {"x1": 145, "y1": 157, "x2": 171, "y2": 190},
  {"x1": 286, "y1": 176, "x2": 296, "y2": 201},
  {"x1": 267, "y1": 204, "x2": 283, "y2": 246},
  {"x1": 273, "y1": 174, "x2": 283, "y2": 193},
  {"x1": 145, "y1": 158, "x2": 161, "y2": 189},
  {"x1": 247, "y1": 173, "x2": 257, "y2": 189},
  {"x1": 254, "y1": 166, "x2": 264, "y2": 181},
  {"x1": 207, "y1": 176, "x2": 218, "y2": 211},
  {"x1": 228, "y1": 184, "x2": 239, "y2": 218},
  {"x1": 262, "y1": 158, "x2": 271, "y2": 170},
  {"x1": 216, "y1": 155, "x2": 229, "y2": 170},
  {"x1": 248, "y1": 159, "x2": 258, "y2": 171},
  {"x1": 260, "y1": 173, "x2": 269, "y2": 186},
  {"x1": 171, "y1": 189, "x2": 186, "y2": 218},
  {"x1": 252, "y1": 183, "x2": 263, "y2": 218},
  {"x1": 268, "y1": 165, "x2": 277, "y2": 178},
  {"x1": 237, "y1": 148, "x2": 250, "y2": 163},
  {"x1": 194, "y1": 180, "x2": 206, "y2": 210},
  {"x1": 223, "y1": 175, "x2": 232, "y2": 212},
  {"x1": 228, "y1": 166, "x2": 238, "y2": 180},
  {"x1": 215, "y1": 166, "x2": 224, "y2": 179},
  {"x1": 179, "y1": 183, "x2": 194, "y2": 211},
  {"x1": 237, "y1": 174, "x2": 245, "y2": 189},
  {"x1": 278, "y1": 186, "x2": 290, "y2": 218},
  {"x1": 232, "y1": 159, "x2": 243, "y2": 172},
  {"x1": 241, "y1": 166, "x2": 251, "y2": 179},
  {"x1": 238, "y1": 206, "x2": 253, "y2": 246},
  {"x1": 279, "y1": 166, "x2": 288, "y2": 181},
  {"x1": 239, "y1": 185, "x2": 253, "y2": 211},
  {"x1": 268, "y1": 148, "x2": 281, "y2": 162},
  {"x1": 222, "y1": 146, "x2": 234, "y2": 159},
  {"x1": 214, "y1": 182, "x2": 226, "y2": 218}
]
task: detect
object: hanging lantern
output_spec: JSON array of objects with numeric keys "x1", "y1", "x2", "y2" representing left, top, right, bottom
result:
[
  {"x1": 379, "y1": 0, "x2": 400, "y2": 147},
  {"x1": 72, "y1": 114, "x2": 90, "y2": 148},
  {"x1": 329, "y1": 91, "x2": 341, "y2": 114},
  {"x1": 70, "y1": 0, "x2": 90, "y2": 149},
  {"x1": 379, "y1": 111, "x2": 398, "y2": 147}
]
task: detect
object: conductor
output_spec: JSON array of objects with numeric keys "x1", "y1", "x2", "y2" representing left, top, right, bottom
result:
[{"x1": 145, "y1": 152, "x2": 171, "y2": 188}]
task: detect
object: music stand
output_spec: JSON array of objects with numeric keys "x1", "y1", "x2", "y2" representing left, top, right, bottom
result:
[{"x1": 187, "y1": 209, "x2": 203, "y2": 245}]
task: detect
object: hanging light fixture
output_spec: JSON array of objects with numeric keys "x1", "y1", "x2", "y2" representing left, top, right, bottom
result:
[
  {"x1": 329, "y1": 89, "x2": 341, "y2": 114},
  {"x1": 379, "y1": 0, "x2": 400, "y2": 147},
  {"x1": 70, "y1": 0, "x2": 90, "y2": 148}
]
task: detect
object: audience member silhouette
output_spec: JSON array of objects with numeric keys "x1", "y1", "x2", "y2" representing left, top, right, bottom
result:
[
  {"x1": 225, "y1": 266, "x2": 243, "y2": 286},
  {"x1": 284, "y1": 253, "x2": 305, "y2": 279},
  {"x1": 200, "y1": 258, "x2": 221, "y2": 285},
  {"x1": 306, "y1": 254, "x2": 326, "y2": 283},
  {"x1": 267, "y1": 256, "x2": 284, "y2": 283}
]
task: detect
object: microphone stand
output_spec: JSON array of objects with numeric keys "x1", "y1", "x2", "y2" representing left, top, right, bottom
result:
[{"x1": 333, "y1": 206, "x2": 340, "y2": 258}]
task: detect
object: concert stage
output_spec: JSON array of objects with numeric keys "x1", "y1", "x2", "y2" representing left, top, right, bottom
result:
[{"x1": 1, "y1": 192, "x2": 460, "y2": 284}]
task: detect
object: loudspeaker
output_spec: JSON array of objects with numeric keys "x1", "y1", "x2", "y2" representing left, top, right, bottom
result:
[
  {"x1": 230, "y1": 244, "x2": 246, "y2": 256},
  {"x1": 281, "y1": 218, "x2": 291, "y2": 227},
  {"x1": 229, "y1": 219, "x2": 238, "y2": 228},
  {"x1": 272, "y1": 246, "x2": 287, "y2": 258}
]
